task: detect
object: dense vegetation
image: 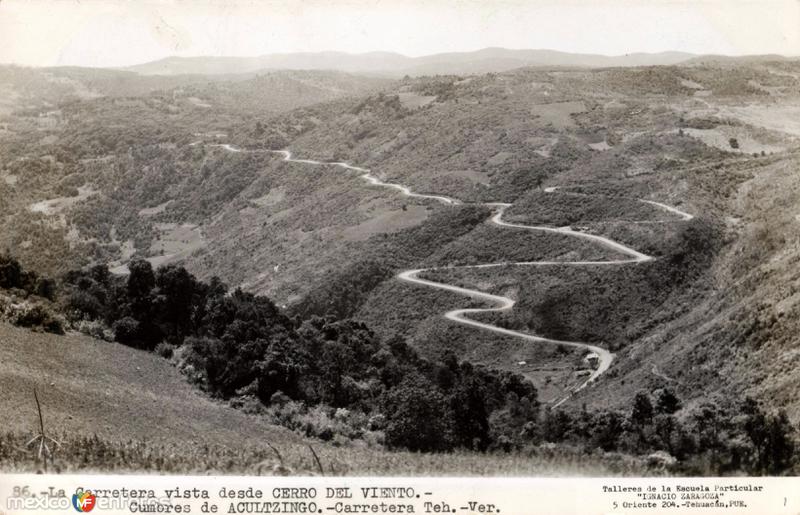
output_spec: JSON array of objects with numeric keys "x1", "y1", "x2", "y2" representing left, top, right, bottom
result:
[{"x1": 539, "y1": 391, "x2": 795, "y2": 475}]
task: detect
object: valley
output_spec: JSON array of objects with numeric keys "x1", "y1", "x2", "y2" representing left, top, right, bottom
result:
[{"x1": 241, "y1": 144, "x2": 694, "y2": 406}]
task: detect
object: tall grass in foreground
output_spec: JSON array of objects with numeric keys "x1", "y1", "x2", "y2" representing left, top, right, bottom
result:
[{"x1": 0, "y1": 430, "x2": 669, "y2": 476}]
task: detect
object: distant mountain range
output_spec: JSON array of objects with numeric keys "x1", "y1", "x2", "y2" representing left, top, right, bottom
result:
[{"x1": 124, "y1": 48, "x2": 709, "y2": 77}]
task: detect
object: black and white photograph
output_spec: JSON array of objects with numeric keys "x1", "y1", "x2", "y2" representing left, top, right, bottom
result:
[{"x1": 1, "y1": 0, "x2": 800, "y2": 487}]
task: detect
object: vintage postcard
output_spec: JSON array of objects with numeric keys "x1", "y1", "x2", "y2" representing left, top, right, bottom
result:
[{"x1": 1, "y1": 1, "x2": 799, "y2": 513}]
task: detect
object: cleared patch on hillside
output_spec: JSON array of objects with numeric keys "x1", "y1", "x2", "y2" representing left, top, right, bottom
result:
[
  {"x1": 679, "y1": 78, "x2": 705, "y2": 90},
  {"x1": 441, "y1": 169, "x2": 492, "y2": 185},
  {"x1": 250, "y1": 187, "x2": 287, "y2": 207},
  {"x1": 109, "y1": 223, "x2": 206, "y2": 275},
  {"x1": 28, "y1": 185, "x2": 98, "y2": 216},
  {"x1": 682, "y1": 127, "x2": 785, "y2": 154},
  {"x1": 186, "y1": 96, "x2": 212, "y2": 108},
  {"x1": 138, "y1": 200, "x2": 173, "y2": 217},
  {"x1": 588, "y1": 141, "x2": 612, "y2": 151},
  {"x1": 146, "y1": 222, "x2": 206, "y2": 265},
  {"x1": 723, "y1": 103, "x2": 800, "y2": 137},
  {"x1": 530, "y1": 101, "x2": 586, "y2": 129},
  {"x1": 398, "y1": 91, "x2": 436, "y2": 109},
  {"x1": 341, "y1": 205, "x2": 430, "y2": 241}
]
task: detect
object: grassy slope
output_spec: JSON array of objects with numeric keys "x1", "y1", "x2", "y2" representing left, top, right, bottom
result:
[
  {"x1": 628, "y1": 151, "x2": 800, "y2": 418},
  {"x1": 0, "y1": 322, "x2": 301, "y2": 446}
]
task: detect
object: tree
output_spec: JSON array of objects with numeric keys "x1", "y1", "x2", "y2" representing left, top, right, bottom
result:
[
  {"x1": 112, "y1": 316, "x2": 142, "y2": 346},
  {"x1": 124, "y1": 259, "x2": 162, "y2": 348},
  {"x1": 743, "y1": 399, "x2": 796, "y2": 474},
  {"x1": 690, "y1": 402, "x2": 731, "y2": 471},
  {"x1": 382, "y1": 378, "x2": 453, "y2": 452},
  {"x1": 655, "y1": 388, "x2": 682, "y2": 415},
  {"x1": 89, "y1": 264, "x2": 111, "y2": 287},
  {"x1": 154, "y1": 265, "x2": 200, "y2": 343},
  {"x1": 256, "y1": 333, "x2": 310, "y2": 401},
  {"x1": 449, "y1": 375, "x2": 490, "y2": 450},
  {"x1": 729, "y1": 137, "x2": 740, "y2": 150},
  {"x1": 591, "y1": 411, "x2": 624, "y2": 451},
  {"x1": 0, "y1": 253, "x2": 22, "y2": 289},
  {"x1": 34, "y1": 277, "x2": 57, "y2": 301},
  {"x1": 127, "y1": 259, "x2": 155, "y2": 320},
  {"x1": 65, "y1": 290, "x2": 104, "y2": 320},
  {"x1": 631, "y1": 391, "x2": 654, "y2": 426},
  {"x1": 540, "y1": 409, "x2": 573, "y2": 443},
  {"x1": 763, "y1": 411, "x2": 795, "y2": 474}
]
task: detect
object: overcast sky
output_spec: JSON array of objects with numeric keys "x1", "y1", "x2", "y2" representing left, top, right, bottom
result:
[{"x1": 1, "y1": 0, "x2": 799, "y2": 67}]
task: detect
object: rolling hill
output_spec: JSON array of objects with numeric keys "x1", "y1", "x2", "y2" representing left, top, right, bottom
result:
[{"x1": 0, "y1": 65, "x2": 389, "y2": 117}]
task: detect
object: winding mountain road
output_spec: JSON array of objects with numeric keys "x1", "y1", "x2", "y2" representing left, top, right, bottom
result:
[{"x1": 218, "y1": 144, "x2": 694, "y2": 407}]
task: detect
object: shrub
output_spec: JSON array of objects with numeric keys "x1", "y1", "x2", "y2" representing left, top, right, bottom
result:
[
  {"x1": 112, "y1": 316, "x2": 141, "y2": 345},
  {"x1": 64, "y1": 290, "x2": 104, "y2": 321},
  {"x1": 655, "y1": 388, "x2": 682, "y2": 415},
  {"x1": 74, "y1": 319, "x2": 113, "y2": 341},
  {"x1": 155, "y1": 342, "x2": 176, "y2": 360},
  {"x1": 270, "y1": 391, "x2": 291, "y2": 407},
  {"x1": 13, "y1": 304, "x2": 64, "y2": 334},
  {"x1": 34, "y1": 278, "x2": 57, "y2": 301},
  {"x1": 0, "y1": 254, "x2": 23, "y2": 290}
]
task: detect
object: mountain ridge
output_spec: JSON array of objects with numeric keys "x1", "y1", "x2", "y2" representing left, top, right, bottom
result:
[{"x1": 124, "y1": 48, "x2": 699, "y2": 76}]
